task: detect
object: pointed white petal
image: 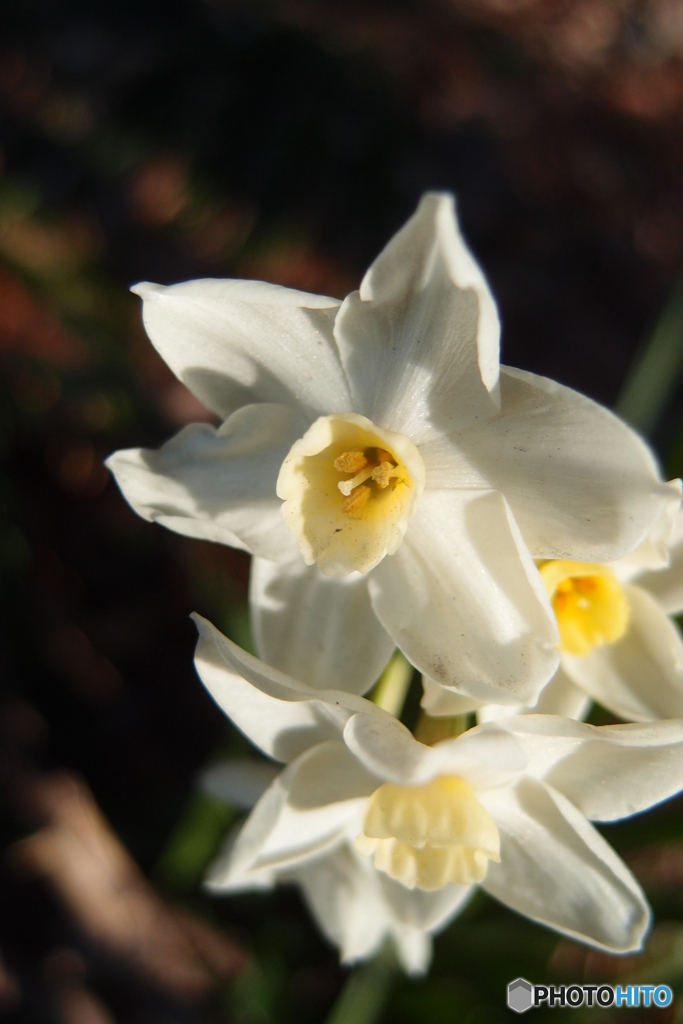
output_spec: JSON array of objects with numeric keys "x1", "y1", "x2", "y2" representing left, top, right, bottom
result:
[
  {"x1": 377, "y1": 872, "x2": 473, "y2": 933},
  {"x1": 334, "y1": 193, "x2": 500, "y2": 444},
  {"x1": 291, "y1": 843, "x2": 435, "y2": 973},
  {"x1": 481, "y1": 778, "x2": 650, "y2": 952},
  {"x1": 199, "y1": 759, "x2": 280, "y2": 809},
  {"x1": 562, "y1": 584, "x2": 683, "y2": 721},
  {"x1": 106, "y1": 403, "x2": 301, "y2": 561},
  {"x1": 429, "y1": 723, "x2": 530, "y2": 790},
  {"x1": 131, "y1": 278, "x2": 350, "y2": 418},
  {"x1": 343, "y1": 712, "x2": 429, "y2": 783},
  {"x1": 424, "y1": 367, "x2": 677, "y2": 562},
  {"x1": 476, "y1": 666, "x2": 591, "y2": 724},
  {"x1": 344, "y1": 713, "x2": 528, "y2": 789},
  {"x1": 193, "y1": 614, "x2": 382, "y2": 762},
  {"x1": 209, "y1": 771, "x2": 293, "y2": 885},
  {"x1": 205, "y1": 827, "x2": 277, "y2": 893},
  {"x1": 423, "y1": 666, "x2": 590, "y2": 723},
  {"x1": 229, "y1": 742, "x2": 374, "y2": 876},
  {"x1": 250, "y1": 555, "x2": 394, "y2": 693},
  {"x1": 293, "y1": 844, "x2": 398, "y2": 965},
  {"x1": 392, "y1": 930, "x2": 432, "y2": 976},
  {"x1": 368, "y1": 489, "x2": 560, "y2": 705},
  {"x1": 494, "y1": 715, "x2": 683, "y2": 821},
  {"x1": 632, "y1": 504, "x2": 683, "y2": 614},
  {"x1": 420, "y1": 676, "x2": 486, "y2": 716},
  {"x1": 531, "y1": 668, "x2": 591, "y2": 718},
  {"x1": 546, "y1": 724, "x2": 683, "y2": 823},
  {"x1": 610, "y1": 480, "x2": 682, "y2": 579}
]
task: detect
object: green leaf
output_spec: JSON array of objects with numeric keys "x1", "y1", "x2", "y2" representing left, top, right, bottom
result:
[
  {"x1": 154, "y1": 791, "x2": 236, "y2": 891},
  {"x1": 616, "y1": 270, "x2": 683, "y2": 435}
]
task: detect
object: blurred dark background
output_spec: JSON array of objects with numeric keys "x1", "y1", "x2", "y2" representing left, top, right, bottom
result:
[{"x1": 3, "y1": 1, "x2": 683, "y2": 1021}]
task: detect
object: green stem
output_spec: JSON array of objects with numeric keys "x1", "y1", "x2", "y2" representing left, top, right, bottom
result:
[
  {"x1": 369, "y1": 650, "x2": 413, "y2": 719},
  {"x1": 323, "y1": 951, "x2": 397, "y2": 1024}
]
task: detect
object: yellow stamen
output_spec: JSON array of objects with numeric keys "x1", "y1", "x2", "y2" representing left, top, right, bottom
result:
[
  {"x1": 340, "y1": 485, "x2": 371, "y2": 514},
  {"x1": 333, "y1": 450, "x2": 368, "y2": 474},
  {"x1": 539, "y1": 559, "x2": 630, "y2": 656},
  {"x1": 371, "y1": 461, "x2": 397, "y2": 489}
]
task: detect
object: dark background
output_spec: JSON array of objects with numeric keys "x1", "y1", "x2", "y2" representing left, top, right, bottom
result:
[{"x1": 3, "y1": 1, "x2": 683, "y2": 1021}]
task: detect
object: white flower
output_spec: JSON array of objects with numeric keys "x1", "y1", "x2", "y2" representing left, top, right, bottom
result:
[
  {"x1": 423, "y1": 492, "x2": 683, "y2": 725},
  {"x1": 209, "y1": 828, "x2": 437, "y2": 975},
  {"x1": 192, "y1": 613, "x2": 683, "y2": 967},
  {"x1": 106, "y1": 194, "x2": 676, "y2": 707}
]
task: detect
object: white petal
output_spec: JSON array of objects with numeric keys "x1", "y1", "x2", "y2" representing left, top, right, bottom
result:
[
  {"x1": 632, "y1": 504, "x2": 683, "y2": 614},
  {"x1": 199, "y1": 759, "x2": 280, "y2": 809},
  {"x1": 424, "y1": 366, "x2": 677, "y2": 562},
  {"x1": 292, "y1": 843, "x2": 435, "y2": 973},
  {"x1": 377, "y1": 872, "x2": 473, "y2": 933},
  {"x1": 344, "y1": 713, "x2": 529, "y2": 790},
  {"x1": 368, "y1": 489, "x2": 560, "y2": 705},
  {"x1": 232, "y1": 742, "x2": 375, "y2": 874},
  {"x1": 610, "y1": 479, "x2": 682, "y2": 579},
  {"x1": 423, "y1": 666, "x2": 590, "y2": 723},
  {"x1": 333, "y1": 194, "x2": 500, "y2": 445},
  {"x1": 429, "y1": 723, "x2": 531, "y2": 790},
  {"x1": 132, "y1": 278, "x2": 350, "y2": 419},
  {"x1": 494, "y1": 715, "x2": 683, "y2": 821},
  {"x1": 393, "y1": 930, "x2": 432, "y2": 976},
  {"x1": 205, "y1": 827, "x2": 276, "y2": 893},
  {"x1": 420, "y1": 676, "x2": 486, "y2": 717},
  {"x1": 545, "y1": 722, "x2": 683, "y2": 822},
  {"x1": 106, "y1": 403, "x2": 301, "y2": 561},
  {"x1": 481, "y1": 778, "x2": 650, "y2": 952},
  {"x1": 477, "y1": 666, "x2": 591, "y2": 724},
  {"x1": 292, "y1": 843, "x2": 397, "y2": 965},
  {"x1": 193, "y1": 614, "x2": 377, "y2": 762},
  {"x1": 343, "y1": 712, "x2": 429, "y2": 784},
  {"x1": 526, "y1": 666, "x2": 591, "y2": 718},
  {"x1": 210, "y1": 771, "x2": 294, "y2": 886},
  {"x1": 250, "y1": 555, "x2": 394, "y2": 693},
  {"x1": 562, "y1": 584, "x2": 683, "y2": 721}
]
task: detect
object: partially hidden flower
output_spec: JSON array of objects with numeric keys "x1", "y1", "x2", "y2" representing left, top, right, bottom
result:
[
  {"x1": 192, "y1": 614, "x2": 683, "y2": 971},
  {"x1": 201, "y1": 756, "x2": 445, "y2": 974},
  {"x1": 422, "y1": 492, "x2": 683, "y2": 725},
  {"x1": 106, "y1": 193, "x2": 677, "y2": 707}
]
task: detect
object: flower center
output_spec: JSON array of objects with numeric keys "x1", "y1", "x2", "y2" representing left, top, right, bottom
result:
[
  {"x1": 277, "y1": 413, "x2": 425, "y2": 576},
  {"x1": 539, "y1": 560, "x2": 630, "y2": 657},
  {"x1": 334, "y1": 446, "x2": 406, "y2": 513},
  {"x1": 355, "y1": 776, "x2": 500, "y2": 891}
]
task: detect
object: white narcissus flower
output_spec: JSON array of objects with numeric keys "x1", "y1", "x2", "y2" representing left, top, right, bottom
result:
[
  {"x1": 192, "y1": 613, "x2": 683, "y2": 971},
  {"x1": 422, "y1": 494, "x2": 683, "y2": 725},
  {"x1": 106, "y1": 193, "x2": 677, "y2": 707}
]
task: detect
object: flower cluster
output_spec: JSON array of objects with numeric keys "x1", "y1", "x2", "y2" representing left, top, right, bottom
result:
[{"x1": 108, "y1": 194, "x2": 683, "y2": 972}]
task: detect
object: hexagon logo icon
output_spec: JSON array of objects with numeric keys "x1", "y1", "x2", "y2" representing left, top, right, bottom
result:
[{"x1": 508, "y1": 978, "x2": 533, "y2": 1014}]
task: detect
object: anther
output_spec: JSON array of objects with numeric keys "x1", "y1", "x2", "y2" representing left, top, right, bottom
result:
[
  {"x1": 341, "y1": 485, "x2": 371, "y2": 514},
  {"x1": 334, "y1": 451, "x2": 368, "y2": 474},
  {"x1": 372, "y1": 462, "x2": 396, "y2": 489}
]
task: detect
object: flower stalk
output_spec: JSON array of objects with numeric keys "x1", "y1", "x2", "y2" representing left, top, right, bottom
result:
[{"x1": 370, "y1": 651, "x2": 414, "y2": 719}]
